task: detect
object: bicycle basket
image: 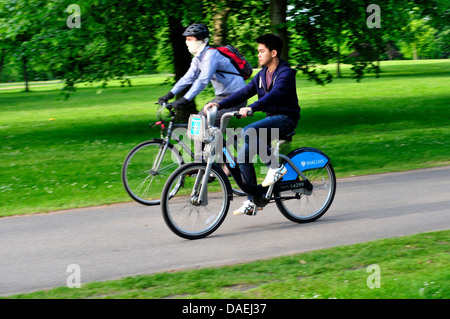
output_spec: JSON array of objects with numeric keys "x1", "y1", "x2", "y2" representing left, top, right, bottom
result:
[{"x1": 187, "y1": 114, "x2": 207, "y2": 141}]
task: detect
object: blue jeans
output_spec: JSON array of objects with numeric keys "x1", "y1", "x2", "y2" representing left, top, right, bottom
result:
[{"x1": 238, "y1": 114, "x2": 297, "y2": 198}]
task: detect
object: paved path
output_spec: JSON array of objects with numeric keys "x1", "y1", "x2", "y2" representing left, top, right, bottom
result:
[{"x1": 1, "y1": 166, "x2": 449, "y2": 296}]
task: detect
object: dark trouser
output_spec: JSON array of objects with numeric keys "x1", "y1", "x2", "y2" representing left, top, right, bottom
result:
[{"x1": 238, "y1": 114, "x2": 297, "y2": 200}]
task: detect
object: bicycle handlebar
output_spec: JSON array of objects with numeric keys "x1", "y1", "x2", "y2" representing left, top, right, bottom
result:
[
  {"x1": 233, "y1": 109, "x2": 253, "y2": 119},
  {"x1": 156, "y1": 101, "x2": 177, "y2": 118},
  {"x1": 156, "y1": 101, "x2": 253, "y2": 132},
  {"x1": 156, "y1": 101, "x2": 173, "y2": 109},
  {"x1": 217, "y1": 108, "x2": 254, "y2": 132}
]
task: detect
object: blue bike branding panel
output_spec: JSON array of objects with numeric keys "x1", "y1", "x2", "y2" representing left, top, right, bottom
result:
[
  {"x1": 282, "y1": 151, "x2": 329, "y2": 181},
  {"x1": 187, "y1": 115, "x2": 206, "y2": 141}
]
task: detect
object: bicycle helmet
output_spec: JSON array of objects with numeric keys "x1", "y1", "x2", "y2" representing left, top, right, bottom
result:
[{"x1": 182, "y1": 23, "x2": 209, "y2": 40}]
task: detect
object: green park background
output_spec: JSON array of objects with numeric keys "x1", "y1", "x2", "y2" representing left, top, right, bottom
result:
[{"x1": 0, "y1": 0, "x2": 449, "y2": 299}]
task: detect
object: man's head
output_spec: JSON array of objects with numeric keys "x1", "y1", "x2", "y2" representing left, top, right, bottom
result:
[
  {"x1": 256, "y1": 34, "x2": 283, "y2": 67},
  {"x1": 183, "y1": 23, "x2": 210, "y2": 56},
  {"x1": 183, "y1": 23, "x2": 209, "y2": 40}
]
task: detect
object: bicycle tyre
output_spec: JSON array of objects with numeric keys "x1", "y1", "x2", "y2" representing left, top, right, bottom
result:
[
  {"x1": 275, "y1": 162, "x2": 336, "y2": 223},
  {"x1": 122, "y1": 139, "x2": 184, "y2": 206},
  {"x1": 161, "y1": 163, "x2": 231, "y2": 240}
]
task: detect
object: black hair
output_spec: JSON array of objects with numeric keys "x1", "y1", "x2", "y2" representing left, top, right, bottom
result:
[{"x1": 256, "y1": 33, "x2": 283, "y2": 58}]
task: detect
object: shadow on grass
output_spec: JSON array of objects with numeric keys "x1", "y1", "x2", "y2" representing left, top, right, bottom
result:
[
  {"x1": 3, "y1": 90, "x2": 449, "y2": 149},
  {"x1": 313, "y1": 60, "x2": 450, "y2": 80},
  {"x1": 0, "y1": 82, "x2": 167, "y2": 112}
]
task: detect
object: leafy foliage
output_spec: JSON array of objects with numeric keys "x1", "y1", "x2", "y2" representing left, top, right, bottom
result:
[{"x1": 0, "y1": 0, "x2": 448, "y2": 91}]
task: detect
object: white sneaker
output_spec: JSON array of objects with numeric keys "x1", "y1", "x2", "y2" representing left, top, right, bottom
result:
[
  {"x1": 233, "y1": 200, "x2": 263, "y2": 216},
  {"x1": 261, "y1": 165, "x2": 287, "y2": 187}
]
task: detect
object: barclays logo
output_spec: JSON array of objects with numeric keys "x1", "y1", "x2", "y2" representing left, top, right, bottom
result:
[{"x1": 301, "y1": 159, "x2": 325, "y2": 167}]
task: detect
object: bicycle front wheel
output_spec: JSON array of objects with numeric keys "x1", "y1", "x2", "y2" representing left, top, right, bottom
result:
[
  {"x1": 161, "y1": 163, "x2": 231, "y2": 240},
  {"x1": 122, "y1": 140, "x2": 183, "y2": 206},
  {"x1": 275, "y1": 163, "x2": 336, "y2": 223}
]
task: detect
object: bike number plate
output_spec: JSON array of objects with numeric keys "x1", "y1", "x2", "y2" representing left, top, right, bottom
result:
[{"x1": 187, "y1": 114, "x2": 206, "y2": 141}]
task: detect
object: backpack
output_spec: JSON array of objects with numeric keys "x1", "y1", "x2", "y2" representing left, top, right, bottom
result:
[{"x1": 210, "y1": 45, "x2": 253, "y2": 80}]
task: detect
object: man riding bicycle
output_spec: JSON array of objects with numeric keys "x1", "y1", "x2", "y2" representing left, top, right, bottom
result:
[
  {"x1": 205, "y1": 33, "x2": 301, "y2": 215},
  {"x1": 159, "y1": 23, "x2": 247, "y2": 126}
]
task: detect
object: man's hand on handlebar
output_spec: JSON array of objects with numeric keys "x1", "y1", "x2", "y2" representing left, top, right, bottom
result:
[
  {"x1": 203, "y1": 103, "x2": 253, "y2": 118},
  {"x1": 203, "y1": 102, "x2": 219, "y2": 113},
  {"x1": 172, "y1": 97, "x2": 189, "y2": 110},
  {"x1": 239, "y1": 107, "x2": 253, "y2": 118},
  {"x1": 158, "y1": 92, "x2": 174, "y2": 105}
]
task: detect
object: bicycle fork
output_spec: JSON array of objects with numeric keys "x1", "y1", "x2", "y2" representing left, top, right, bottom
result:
[
  {"x1": 190, "y1": 137, "x2": 217, "y2": 206},
  {"x1": 151, "y1": 137, "x2": 170, "y2": 173}
]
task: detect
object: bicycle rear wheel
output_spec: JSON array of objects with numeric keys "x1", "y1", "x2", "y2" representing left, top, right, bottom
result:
[
  {"x1": 161, "y1": 163, "x2": 231, "y2": 240},
  {"x1": 122, "y1": 140, "x2": 183, "y2": 205},
  {"x1": 275, "y1": 163, "x2": 336, "y2": 223}
]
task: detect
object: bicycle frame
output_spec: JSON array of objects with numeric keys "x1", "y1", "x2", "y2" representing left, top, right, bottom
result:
[
  {"x1": 160, "y1": 106, "x2": 336, "y2": 239},
  {"x1": 220, "y1": 139, "x2": 315, "y2": 200},
  {"x1": 151, "y1": 111, "x2": 194, "y2": 173},
  {"x1": 192, "y1": 109, "x2": 325, "y2": 207}
]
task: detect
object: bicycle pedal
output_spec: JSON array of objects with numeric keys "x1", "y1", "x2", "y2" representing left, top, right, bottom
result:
[
  {"x1": 245, "y1": 206, "x2": 262, "y2": 216},
  {"x1": 245, "y1": 210, "x2": 256, "y2": 216}
]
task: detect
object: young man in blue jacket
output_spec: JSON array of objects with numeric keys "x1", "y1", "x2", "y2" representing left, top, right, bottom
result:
[
  {"x1": 205, "y1": 33, "x2": 300, "y2": 215},
  {"x1": 159, "y1": 23, "x2": 247, "y2": 126}
]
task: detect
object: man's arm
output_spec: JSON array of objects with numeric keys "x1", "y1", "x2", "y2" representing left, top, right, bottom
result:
[
  {"x1": 217, "y1": 74, "x2": 258, "y2": 110},
  {"x1": 170, "y1": 58, "x2": 200, "y2": 97},
  {"x1": 179, "y1": 49, "x2": 220, "y2": 101}
]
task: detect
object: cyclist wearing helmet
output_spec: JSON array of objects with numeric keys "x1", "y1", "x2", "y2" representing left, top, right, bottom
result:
[{"x1": 159, "y1": 23, "x2": 247, "y2": 127}]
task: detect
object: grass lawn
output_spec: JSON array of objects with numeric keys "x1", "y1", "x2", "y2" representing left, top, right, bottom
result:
[
  {"x1": 5, "y1": 230, "x2": 449, "y2": 299},
  {"x1": 1, "y1": 60, "x2": 449, "y2": 216}
]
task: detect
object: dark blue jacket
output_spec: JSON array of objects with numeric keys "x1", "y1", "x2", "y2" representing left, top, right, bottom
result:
[{"x1": 218, "y1": 60, "x2": 300, "y2": 122}]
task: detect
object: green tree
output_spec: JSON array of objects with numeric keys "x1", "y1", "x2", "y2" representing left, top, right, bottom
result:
[
  {"x1": 401, "y1": 16, "x2": 438, "y2": 60},
  {"x1": 0, "y1": 0, "x2": 50, "y2": 91},
  {"x1": 1, "y1": 0, "x2": 446, "y2": 96},
  {"x1": 287, "y1": 0, "x2": 421, "y2": 82}
]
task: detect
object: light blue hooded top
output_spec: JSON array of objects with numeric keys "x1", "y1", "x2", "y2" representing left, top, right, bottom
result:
[{"x1": 170, "y1": 46, "x2": 246, "y2": 101}]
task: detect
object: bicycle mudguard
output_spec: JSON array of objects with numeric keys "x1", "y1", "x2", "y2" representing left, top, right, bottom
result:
[{"x1": 281, "y1": 147, "x2": 330, "y2": 181}]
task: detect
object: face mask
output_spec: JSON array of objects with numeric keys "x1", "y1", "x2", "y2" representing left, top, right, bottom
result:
[{"x1": 186, "y1": 38, "x2": 208, "y2": 56}]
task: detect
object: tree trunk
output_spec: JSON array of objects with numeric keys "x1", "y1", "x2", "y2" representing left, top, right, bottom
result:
[
  {"x1": 0, "y1": 48, "x2": 5, "y2": 77},
  {"x1": 270, "y1": 0, "x2": 289, "y2": 61},
  {"x1": 336, "y1": 42, "x2": 342, "y2": 78},
  {"x1": 168, "y1": 18, "x2": 197, "y2": 123},
  {"x1": 22, "y1": 56, "x2": 30, "y2": 92},
  {"x1": 212, "y1": 1, "x2": 231, "y2": 46},
  {"x1": 412, "y1": 43, "x2": 418, "y2": 60}
]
